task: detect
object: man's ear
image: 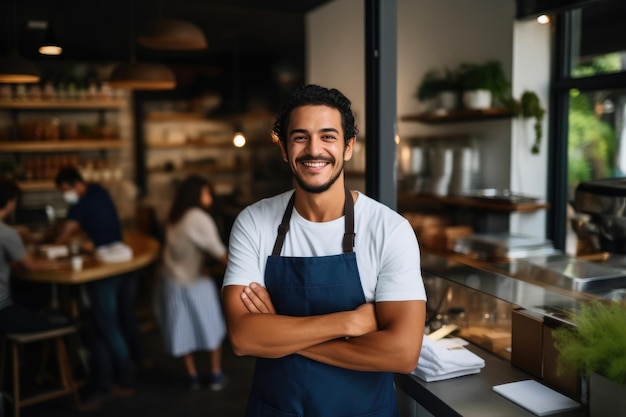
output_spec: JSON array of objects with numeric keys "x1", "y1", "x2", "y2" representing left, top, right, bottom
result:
[
  {"x1": 344, "y1": 136, "x2": 356, "y2": 161},
  {"x1": 278, "y1": 140, "x2": 289, "y2": 163}
]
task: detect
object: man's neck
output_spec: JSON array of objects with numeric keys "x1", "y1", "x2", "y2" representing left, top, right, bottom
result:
[{"x1": 294, "y1": 181, "x2": 348, "y2": 223}]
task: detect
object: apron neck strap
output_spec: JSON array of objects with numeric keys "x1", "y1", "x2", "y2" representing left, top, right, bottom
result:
[
  {"x1": 271, "y1": 187, "x2": 355, "y2": 257},
  {"x1": 342, "y1": 187, "x2": 355, "y2": 253}
]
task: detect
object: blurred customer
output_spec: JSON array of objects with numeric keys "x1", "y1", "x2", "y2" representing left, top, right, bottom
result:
[
  {"x1": 54, "y1": 166, "x2": 142, "y2": 410},
  {"x1": 0, "y1": 179, "x2": 69, "y2": 334},
  {"x1": 156, "y1": 175, "x2": 228, "y2": 390}
]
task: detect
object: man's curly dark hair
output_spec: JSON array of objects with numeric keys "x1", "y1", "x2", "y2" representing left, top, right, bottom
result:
[{"x1": 271, "y1": 84, "x2": 359, "y2": 148}]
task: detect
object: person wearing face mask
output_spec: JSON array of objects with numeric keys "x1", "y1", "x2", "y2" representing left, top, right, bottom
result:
[{"x1": 54, "y1": 166, "x2": 143, "y2": 410}]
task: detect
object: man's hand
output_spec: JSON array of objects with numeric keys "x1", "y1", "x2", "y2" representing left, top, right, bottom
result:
[
  {"x1": 240, "y1": 282, "x2": 276, "y2": 314},
  {"x1": 346, "y1": 303, "x2": 377, "y2": 337}
]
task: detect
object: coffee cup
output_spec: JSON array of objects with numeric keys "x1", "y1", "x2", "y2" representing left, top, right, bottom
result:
[{"x1": 71, "y1": 255, "x2": 83, "y2": 271}]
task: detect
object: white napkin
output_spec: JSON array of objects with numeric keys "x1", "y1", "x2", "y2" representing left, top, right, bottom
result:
[
  {"x1": 411, "y1": 335, "x2": 485, "y2": 382},
  {"x1": 95, "y1": 241, "x2": 133, "y2": 263}
]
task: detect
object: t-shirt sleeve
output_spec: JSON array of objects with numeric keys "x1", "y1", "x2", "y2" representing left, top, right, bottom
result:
[
  {"x1": 184, "y1": 209, "x2": 227, "y2": 259},
  {"x1": 374, "y1": 219, "x2": 427, "y2": 302},
  {"x1": 222, "y1": 208, "x2": 265, "y2": 288},
  {"x1": 2, "y1": 226, "x2": 26, "y2": 263}
]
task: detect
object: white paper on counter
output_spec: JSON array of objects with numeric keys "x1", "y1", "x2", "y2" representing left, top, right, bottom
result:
[{"x1": 492, "y1": 380, "x2": 580, "y2": 416}]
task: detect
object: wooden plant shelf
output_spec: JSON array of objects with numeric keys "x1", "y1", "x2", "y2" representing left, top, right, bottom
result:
[
  {"x1": 0, "y1": 100, "x2": 126, "y2": 110},
  {"x1": 401, "y1": 108, "x2": 515, "y2": 124}
]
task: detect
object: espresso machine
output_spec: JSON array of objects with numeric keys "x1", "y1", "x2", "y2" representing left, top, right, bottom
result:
[{"x1": 573, "y1": 177, "x2": 626, "y2": 254}]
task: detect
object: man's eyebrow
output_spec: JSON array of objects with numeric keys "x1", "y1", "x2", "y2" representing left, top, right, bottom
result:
[
  {"x1": 287, "y1": 127, "x2": 340, "y2": 136},
  {"x1": 288, "y1": 128, "x2": 308, "y2": 136}
]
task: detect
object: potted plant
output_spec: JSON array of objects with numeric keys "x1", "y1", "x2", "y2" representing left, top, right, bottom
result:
[
  {"x1": 503, "y1": 90, "x2": 546, "y2": 154},
  {"x1": 552, "y1": 300, "x2": 626, "y2": 417},
  {"x1": 416, "y1": 68, "x2": 459, "y2": 112},
  {"x1": 457, "y1": 60, "x2": 510, "y2": 110}
]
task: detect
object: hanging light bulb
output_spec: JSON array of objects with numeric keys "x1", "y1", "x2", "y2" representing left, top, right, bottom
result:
[{"x1": 233, "y1": 131, "x2": 246, "y2": 148}]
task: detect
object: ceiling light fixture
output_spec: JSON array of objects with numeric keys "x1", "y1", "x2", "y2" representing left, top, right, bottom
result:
[
  {"x1": 0, "y1": 0, "x2": 40, "y2": 83},
  {"x1": 137, "y1": 19, "x2": 208, "y2": 51},
  {"x1": 537, "y1": 14, "x2": 551, "y2": 24},
  {"x1": 38, "y1": 22, "x2": 63, "y2": 56},
  {"x1": 109, "y1": 0, "x2": 176, "y2": 90},
  {"x1": 109, "y1": 61, "x2": 176, "y2": 90}
]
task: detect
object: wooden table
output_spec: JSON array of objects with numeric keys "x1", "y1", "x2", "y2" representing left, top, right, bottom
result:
[{"x1": 14, "y1": 229, "x2": 160, "y2": 285}]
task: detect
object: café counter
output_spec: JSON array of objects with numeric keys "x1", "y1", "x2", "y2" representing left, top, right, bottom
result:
[
  {"x1": 14, "y1": 229, "x2": 160, "y2": 285},
  {"x1": 392, "y1": 253, "x2": 602, "y2": 417}
]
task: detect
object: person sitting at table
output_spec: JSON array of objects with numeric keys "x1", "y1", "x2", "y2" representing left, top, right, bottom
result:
[
  {"x1": 54, "y1": 166, "x2": 143, "y2": 410},
  {"x1": 0, "y1": 179, "x2": 70, "y2": 335},
  {"x1": 155, "y1": 175, "x2": 228, "y2": 390}
]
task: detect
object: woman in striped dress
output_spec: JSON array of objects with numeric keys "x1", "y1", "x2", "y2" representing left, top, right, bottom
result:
[{"x1": 156, "y1": 175, "x2": 228, "y2": 390}]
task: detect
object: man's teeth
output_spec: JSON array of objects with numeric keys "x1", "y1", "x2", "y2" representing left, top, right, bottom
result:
[{"x1": 303, "y1": 161, "x2": 327, "y2": 167}]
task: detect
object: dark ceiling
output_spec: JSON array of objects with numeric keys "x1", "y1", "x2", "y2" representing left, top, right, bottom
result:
[
  {"x1": 2, "y1": 0, "x2": 331, "y2": 62},
  {"x1": 0, "y1": 0, "x2": 331, "y2": 110}
]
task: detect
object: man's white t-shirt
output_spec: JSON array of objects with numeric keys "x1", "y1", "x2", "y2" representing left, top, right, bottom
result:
[{"x1": 223, "y1": 190, "x2": 426, "y2": 303}]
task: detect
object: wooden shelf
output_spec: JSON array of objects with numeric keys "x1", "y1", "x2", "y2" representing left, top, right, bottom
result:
[
  {"x1": 401, "y1": 108, "x2": 515, "y2": 124},
  {"x1": 398, "y1": 192, "x2": 549, "y2": 213},
  {"x1": 17, "y1": 180, "x2": 56, "y2": 191},
  {"x1": 0, "y1": 140, "x2": 123, "y2": 152},
  {"x1": 0, "y1": 99, "x2": 126, "y2": 110},
  {"x1": 148, "y1": 165, "x2": 241, "y2": 175},
  {"x1": 147, "y1": 141, "x2": 278, "y2": 149},
  {"x1": 144, "y1": 111, "x2": 206, "y2": 121}
]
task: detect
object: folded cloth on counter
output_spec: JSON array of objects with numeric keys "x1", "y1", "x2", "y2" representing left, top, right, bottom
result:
[
  {"x1": 411, "y1": 335, "x2": 485, "y2": 382},
  {"x1": 95, "y1": 241, "x2": 133, "y2": 263}
]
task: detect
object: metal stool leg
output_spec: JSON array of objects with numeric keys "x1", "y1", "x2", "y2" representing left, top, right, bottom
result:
[{"x1": 12, "y1": 342, "x2": 20, "y2": 417}]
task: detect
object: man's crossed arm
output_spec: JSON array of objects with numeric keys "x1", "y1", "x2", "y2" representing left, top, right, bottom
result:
[{"x1": 222, "y1": 283, "x2": 425, "y2": 374}]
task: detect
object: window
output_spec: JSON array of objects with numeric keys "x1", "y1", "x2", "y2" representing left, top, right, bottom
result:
[{"x1": 549, "y1": 0, "x2": 626, "y2": 254}]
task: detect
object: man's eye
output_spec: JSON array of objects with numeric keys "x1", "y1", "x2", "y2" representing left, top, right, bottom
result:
[
  {"x1": 293, "y1": 136, "x2": 307, "y2": 142},
  {"x1": 322, "y1": 135, "x2": 337, "y2": 141}
]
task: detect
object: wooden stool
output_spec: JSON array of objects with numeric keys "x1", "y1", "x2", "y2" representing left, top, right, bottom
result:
[{"x1": 0, "y1": 326, "x2": 80, "y2": 417}]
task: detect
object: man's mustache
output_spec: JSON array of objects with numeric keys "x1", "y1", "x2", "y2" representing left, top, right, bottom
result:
[{"x1": 295, "y1": 155, "x2": 335, "y2": 164}]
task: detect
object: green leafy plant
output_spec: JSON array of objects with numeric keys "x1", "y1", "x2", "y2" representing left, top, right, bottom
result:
[
  {"x1": 457, "y1": 60, "x2": 510, "y2": 103},
  {"x1": 519, "y1": 91, "x2": 545, "y2": 154},
  {"x1": 552, "y1": 300, "x2": 626, "y2": 385},
  {"x1": 502, "y1": 90, "x2": 545, "y2": 154},
  {"x1": 416, "y1": 68, "x2": 458, "y2": 102}
]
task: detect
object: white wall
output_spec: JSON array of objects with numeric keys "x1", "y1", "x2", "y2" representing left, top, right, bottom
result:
[
  {"x1": 306, "y1": 0, "x2": 365, "y2": 131},
  {"x1": 306, "y1": 0, "x2": 551, "y2": 238},
  {"x1": 509, "y1": 18, "x2": 551, "y2": 235}
]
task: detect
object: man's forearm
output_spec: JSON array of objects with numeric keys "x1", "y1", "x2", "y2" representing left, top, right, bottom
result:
[
  {"x1": 300, "y1": 300, "x2": 425, "y2": 373},
  {"x1": 224, "y1": 285, "x2": 377, "y2": 358},
  {"x1": 299, "y1": 327, "x2": 421, "y2": 374},
  {"x1": 228, "y1": 310, "x2": 363, "y2": 358}
]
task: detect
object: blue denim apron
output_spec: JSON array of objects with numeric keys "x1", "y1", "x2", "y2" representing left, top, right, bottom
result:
[{"x1": 245, "y1": 188, "x2": 398, "y2": 417}]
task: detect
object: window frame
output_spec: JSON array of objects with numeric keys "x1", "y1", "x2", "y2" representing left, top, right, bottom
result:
[{"x1": 547, "y1": 2, "x2": 626, "y2": 250}]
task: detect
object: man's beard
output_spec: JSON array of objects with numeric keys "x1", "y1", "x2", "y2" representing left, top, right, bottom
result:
[{"x1": 292, "y1": 157, "x2": 344, "y2": 194}]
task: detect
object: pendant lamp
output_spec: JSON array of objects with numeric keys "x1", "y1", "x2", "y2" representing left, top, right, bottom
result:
[
  {"x1": 109, "y1": 61, "x2": 176, "y2": 90},
  {"x1": 0, "y1": 53, "x2": 40, "y2": 83},
  {"x1": 38, "y1": 22, "x2": 63, "y2": 56},
  {"x1": 108, "y1": 0, "x2": 176, "y2": 90},
  {"x1": 137, "y1": 19, "x2": 208, "y2": 51},
  {"x1": 0, "y1": 0, "x2": 40, "y2": 83}
]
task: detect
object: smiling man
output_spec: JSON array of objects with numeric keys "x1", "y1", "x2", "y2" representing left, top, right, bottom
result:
[{"x1": 222, "y1": 84, "x2": 426, "y2": 417}]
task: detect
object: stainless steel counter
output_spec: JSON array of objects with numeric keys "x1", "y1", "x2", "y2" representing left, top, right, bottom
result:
[{"x1": 421, "y1": 252, "x2": 626, "y2": 324}]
